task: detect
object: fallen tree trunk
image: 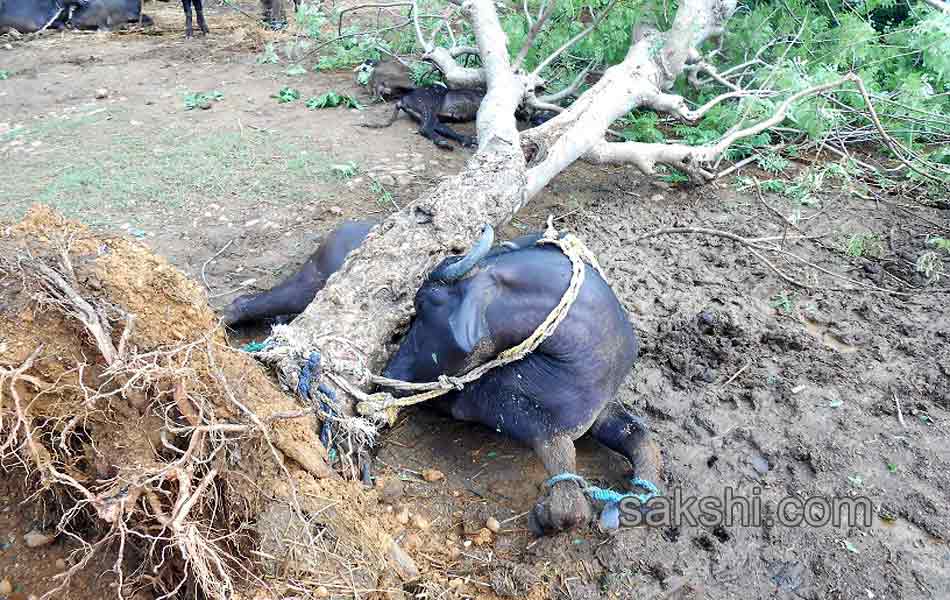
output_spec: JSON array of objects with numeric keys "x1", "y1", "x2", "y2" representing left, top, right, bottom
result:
[{"x1": 270, "y1": 0, "x2": 739, "y2": 453}]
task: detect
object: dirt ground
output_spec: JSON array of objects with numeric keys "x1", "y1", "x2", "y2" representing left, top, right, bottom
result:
[{"x1": 1, "y1": 1, "x2": 949, "y2": 599}]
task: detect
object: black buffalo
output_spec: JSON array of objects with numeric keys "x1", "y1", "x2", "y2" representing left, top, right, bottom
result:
[
  {"x1": 360, "y1": 86, "x2": 482, "y2": 150},
  {"x1": 383, "y1": 226, "x2": 660, "y2": 535},
  {"x1": 221, "y1": 221, "x2": 374, "y2": 326},
  {"x1": 0, "y1": 0, "x2": 70, "y2": 33},
  {"x1": 69, "y1": 0, "x2": 152, "y2": 30}
]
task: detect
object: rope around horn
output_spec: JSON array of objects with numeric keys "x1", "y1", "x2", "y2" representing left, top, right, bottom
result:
[{"x1": 352, "y1": 217, "x2": 606, "y2": 424}]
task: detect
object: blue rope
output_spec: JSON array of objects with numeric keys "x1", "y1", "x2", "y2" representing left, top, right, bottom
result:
[
  {"x1": 545, "y1": 472, "x2": 660, "y2": 530},
  {"x1": 296, "y1": 352, "x2": 338, "y2": 463},
  {"x1": 240, "y1": 340, "x2": 268, "y2": 353}
]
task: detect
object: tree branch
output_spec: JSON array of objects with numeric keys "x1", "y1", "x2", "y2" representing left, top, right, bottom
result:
[
  {"x1": 530, "y1": 0, "x2": 619, "y2": 78},
  {"x1": 512, "y1": 0, "x2": 552, "y2": 70}
]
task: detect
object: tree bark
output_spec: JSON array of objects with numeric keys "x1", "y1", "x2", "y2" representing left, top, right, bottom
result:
[{"x1": 272, "y1": 0, "x2": 739, "y2": 471}]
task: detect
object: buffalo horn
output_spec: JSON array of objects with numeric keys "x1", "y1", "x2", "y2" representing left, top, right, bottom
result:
[{"x1": 432, "y1": 224, "x2": 494, "y2": 282}]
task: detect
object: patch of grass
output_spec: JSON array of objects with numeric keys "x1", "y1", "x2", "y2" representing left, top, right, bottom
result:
[
  {"x1": 769, "y1": 293, "x2": 795, "y2": 314},
  {"x1": 285, "y1": 64, "x2": 307, "y2": 77},
  {"x1": 659, "y1": 168, "x2": 689, "y2": 185},
  {"x1": 845, "y1": 233, "x2": 882, "y2": 258},
  {"x1": 306, "y1": 91, "x2": 363, "y2": 110},
  {"x1": 257, "y1": 42, "x2": 280, "y2": 64},
  {"x1": 0, "y1": 70, "x2": 9, "y2": 80},
  {"x1": 370, "y1": 178, "x2": 395, "y2": 208},
  {"x1": 329, "y1": 162, "x2": 359, "y2": 180},
  {"x1": 184, "y1": 91, "x2": 224, "y2": 111},
  {"x1": 273, "y1": 86, "x2": 301, "y2": 103},
  {"x1": 0, "y1": 110, "x2": 336, "y2": 224},
  {"x1": 757, "y1": 152, "x2": 790, "y2": 175},
  {"x1": 928, "y1": 236, "x2": 950, "y2": 253}
]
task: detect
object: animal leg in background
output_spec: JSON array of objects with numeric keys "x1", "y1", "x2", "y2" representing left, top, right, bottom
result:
[
  {"x1": 418, "y1": 110, "x2": 455, "y2": 150},
  {"x1": 433, "y1": 122, "x2": 476, "y2": 148}
]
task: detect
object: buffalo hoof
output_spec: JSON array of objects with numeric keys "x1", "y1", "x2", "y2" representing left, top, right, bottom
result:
[
  {"x1": 221, "y1": 295, "x2": 250, "y2": 327},
  {"x1": 528, "y1": 479, "x2": 593, "y2": 536}
]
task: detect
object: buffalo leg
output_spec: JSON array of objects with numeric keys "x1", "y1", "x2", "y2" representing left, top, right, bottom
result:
[
  {"x1": 589, "y1": 403, "x2": 661, "y2": 490},
  {"x1": 433, "y1": 122, "x2": 476, "y2": 148},
  {"x1": 527, "y1": 434, "x2": 593, "y2": 536},
  {"x1": 194, "y1": 0, "x2": 209, "y2": 33},
  {"x1": 222, "y1": 261, "x2": 321, "y2": 326},
  {"x1": 419, "y1": 112, "x2": 454, "y2": 150},
  {"x1": 182, "y1": 0, "x2": 194, "y2": 37}
]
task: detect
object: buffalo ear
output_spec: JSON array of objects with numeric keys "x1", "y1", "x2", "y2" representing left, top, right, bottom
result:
[{"x1": 447, "y1": 272, "x2": 498, "y2": 354}]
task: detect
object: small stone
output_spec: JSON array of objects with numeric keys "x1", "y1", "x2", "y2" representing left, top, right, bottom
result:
[
  {"x1": 410, "y1": 164, "x2": 426, "y2": 173},
  {"x1": 650, "y1": 193, "x2": 664, "y2": 202},
  {"x1": 314, "y1": 586, "x2": 329, "y2": 598},
  {"x1": 473, "y1": 527, "x2": 493, "y2": 546},
  {"x1": 485, "y1": 517, "x2": 500, "y2": 533},
  {"x1": 379, "y1": 477, "x2": 404, "y2": 503},
  {"x1": 412, "y1": 514, "x2": 430, "y2": 530},
  {"x1": 396, "y1": 506, "x2": 410, "y2": 525},
  {"x1": 24, "y1": 528, "x2": 55, "y2": 548},
  {"x1": 449, "y1": 578, "x2": 464, "y2": 588},
  {"x1": 55, "y1": 558, "x2": 67, "y2": 571},
  {"x1": 94, "y1": 88, "x2": 108, "y2": 99},
  {"x1": 377, "y1": 174, "x2": 396, "y2": 186},
  {"x1": 404, "y1": 533, "x2": 421, "y2": 550},
  {"x1": 396, "y1": 174, "x2": 414, "y2": 186},
  {"x1": 463, "y1": 539, "x2": 472, "y2": 548},
  {"x1": 244, "y1": 218, "x2": 260, "y2": 227},
  {"x1": 0, "y1": 579, "x2": 12, "y2": 595},
  {"x1": 328, "y1": 206, "x2": 343, "y2": 216},
  {"x1": 422, "y1": 468, "x2": 444, "y2": 482}
]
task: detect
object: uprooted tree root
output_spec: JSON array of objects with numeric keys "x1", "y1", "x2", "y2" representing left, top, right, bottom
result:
[{"x1": 0, "y1": 206, "x2": 419, "y2": 599}]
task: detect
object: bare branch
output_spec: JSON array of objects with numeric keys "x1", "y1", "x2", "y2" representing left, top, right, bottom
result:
[
  {"x1": 530, "y1": 0, "x2": 619, "y2": 78},
  {"x1": 923, "y1": 0, "x2": 949, "y2": 12},
  {"x1": 411, "y1": 0, "x2": 432, "y2": 52},
  {"x1": 536, "y1": 61, "x2": 594, "y2": 104},
  {"x1": 513, "y1": 0, "x2": 553, "y2": 71}
]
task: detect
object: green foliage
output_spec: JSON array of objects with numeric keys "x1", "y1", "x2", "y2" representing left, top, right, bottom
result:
[
  {"x1": 273, "y1": 87, "x2": 301, "y2": 103},
  {"x1": 769, "y1": 293, "x2": 795, "y2": 314},
  {"x1": 410, "y1": 62, "x2": 441, "y2": 87},
  {"x1": 184, "y1": 91, "x2": 224, "y2": 111},
  {"x1": 845, "y1": 233, "x2": 882, "y2": 258},
  {"x1": 757, "y1": 153, "x2": 790, "y2": 175},
  {"x1": 285, "y1": 64, "x2": 307, "y2": 77},
  {"x1": 258, "y1": 43, "x2": 280, "y2": 64},
  {"x1": 329, "y1": 161, "x2": 359, "y2": 179},
  {"x1": 306, "y1": 91, "x2": 363, "y2": 110},
  {"x1": 928, "y1": 236, "x2": 950, "y2": 252},
  {"x1": 619, "y1": 111, "x2": 665, "y2": 143},
  {"x1": 0, "y1": 70, "x2": 9, "y2": 80},
  {"x1": 659, "y1": 168, "x2": 689, "y2": 185}
]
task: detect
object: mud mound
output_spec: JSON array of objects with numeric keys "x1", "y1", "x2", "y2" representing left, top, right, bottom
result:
[{"x1": 0, "y1": 206, "x2": 408, "y2": 598}]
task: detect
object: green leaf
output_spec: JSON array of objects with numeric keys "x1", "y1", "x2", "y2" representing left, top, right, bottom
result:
[
  {"x1": 843, "y1": 540, "x2": 859, "y2": 554},
  {"x1": 305, "y1": 91, "x2": 363, "y2": 110},
  {"x1": 0, "y1": 70, "x2": 9, "y2": 81},
  {"x1": 887, "y1": 462, "x2": 898, "y2": 473},
  {"x1": 285, "y1": 64, "x2": 307, "y2": 76},
  {"x1": 828, "y1": 399, "x2": 843, "y2": 408},
  {"x1": 273, "y1": 86, "x2": 301, "y2": 103}
]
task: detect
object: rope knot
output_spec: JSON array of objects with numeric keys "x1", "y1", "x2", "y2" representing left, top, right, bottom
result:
[{"x1": 544, "y1": 472, "x2": 661, "y2": 530}]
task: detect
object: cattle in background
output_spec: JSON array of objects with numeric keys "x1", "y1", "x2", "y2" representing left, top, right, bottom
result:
[{"x1": 0, "y1": 0, "x2": 70, "y2": 33}]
